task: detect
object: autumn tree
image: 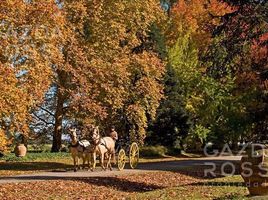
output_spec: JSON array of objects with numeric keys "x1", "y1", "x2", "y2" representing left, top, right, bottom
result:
[
  {"x1": 71, "y1": 0, "x2": 166, "y2": 143},
  {"x1": 150, "y1": 0, "x2": 235, "y2": 149},
  {"x1": 29, "y1": 0, "x2": 166, "y2": 151},
  {"x1": 0, "y1": 0, "x2": 64, "y2": 152},
  {"x1": 207, "y1": 0, "x2": 268, "y2": 142},
  {"x1": 29, "y1": 0, "x2": 91, "y2": 152}
]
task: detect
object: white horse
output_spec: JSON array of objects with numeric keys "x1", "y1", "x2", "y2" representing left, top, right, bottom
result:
[
  {"x1": 69, "y1": 127, "x2": 93, "y2": 171},
  {"x1": 91, "y1": 126, "x2": 115, "y2": 170}
]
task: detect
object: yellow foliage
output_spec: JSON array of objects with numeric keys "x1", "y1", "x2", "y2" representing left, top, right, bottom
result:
[
  {"x1": 0, "y1": 0, "x2": 63, "y2": 135},
  {"x1": 0, "y1": 129, "x2": 8, "y2": 153}
]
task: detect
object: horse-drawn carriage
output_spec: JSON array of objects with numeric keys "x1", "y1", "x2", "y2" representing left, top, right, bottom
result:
[{"x1": 69, "y1": 126, "x2": 139, "y2": 171}]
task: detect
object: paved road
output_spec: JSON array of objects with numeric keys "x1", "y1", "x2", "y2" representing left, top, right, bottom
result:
[{"x1": 0, "y1": 156, "x2": 241, "y2": 184}]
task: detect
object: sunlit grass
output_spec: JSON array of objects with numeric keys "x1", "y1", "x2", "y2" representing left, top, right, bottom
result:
[{"x1": 134, "y1": 176, "x2": 249, "y2": 200}]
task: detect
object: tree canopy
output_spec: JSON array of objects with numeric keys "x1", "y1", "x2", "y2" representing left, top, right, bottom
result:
[{"x1": 0, "y1": 0, "x2": 267, "y2": 152}]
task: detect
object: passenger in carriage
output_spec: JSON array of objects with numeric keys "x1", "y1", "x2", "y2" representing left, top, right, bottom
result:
[
  {"x1": 109, "y1": 125, "x2": 118, "y2": 141},
  {"x1": 109, "y1": 126, "x2": 118, "y2": 159}
]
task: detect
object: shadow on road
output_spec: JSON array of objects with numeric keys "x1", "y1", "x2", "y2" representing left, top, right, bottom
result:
[
  {"x1": 79, "y1": 176, "x2": 164, "y2": 192},
  {"x1": 0, "y1": 175, "x2": 164, "y2": 193}
]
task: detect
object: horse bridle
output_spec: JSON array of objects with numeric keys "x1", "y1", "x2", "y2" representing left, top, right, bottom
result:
[
  {"x1": 69, "y1": 128, "x2": 80, "y2": 148},
  {"x1": 91, "y1": 127, "x2": 101, "y2": 146},
  {"x1": 91, "y1": 127, "x2": 110, "y2": 152}
]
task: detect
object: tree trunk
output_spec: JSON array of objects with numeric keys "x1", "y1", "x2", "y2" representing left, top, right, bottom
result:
[
  {"x1": 21, "y1": 134, "x2": 28, "y2": 148},
  {"x1": 51, "y1": 88, "x2": 64, "y2": 152}
]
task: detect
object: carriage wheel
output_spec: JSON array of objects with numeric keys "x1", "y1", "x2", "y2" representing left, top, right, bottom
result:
[
  {"x1": 129, "y1": 142, "x2": 139, "y2": 169},
  {"x1": 117, "y1": 149, "x2": 126, "y2": 171}
]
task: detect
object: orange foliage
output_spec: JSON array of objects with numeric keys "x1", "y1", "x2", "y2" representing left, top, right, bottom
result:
[
  {"x1": 0, "y1": 0, "x2": 64, "y2": 141},
  {"x1": 167, "y1": 0, "x2": 234, "y2": 49},
  {"x1": 252, "y1": 33, "x2": 268, "y2": 67},
  {"x1": 0, "y1": 0, "x2": 165, "y2": 145},
  {"x1": 65, "y1": 0, "x2": 165, "y2": 140}
]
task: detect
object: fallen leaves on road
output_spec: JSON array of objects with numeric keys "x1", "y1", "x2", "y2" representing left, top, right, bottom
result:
[{"x1": 0, "y1": 172, "x2": 199, "y2": 200}]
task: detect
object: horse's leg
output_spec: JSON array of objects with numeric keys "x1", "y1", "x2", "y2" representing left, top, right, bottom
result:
[
  {"x1": 86, "y1": 152, "x2": 90, "y2": 171},
  {"x1": 107, "y1": 153, "x2": 112, "y2": 171},
  {"x1": 77, "y1": 156, "x2": 80, "y2": 170},
  {"x1": 104, "y1": 152, "x2": 110, "y2": 170},
  {"x1": 103, "y1": 152, "x2": 107, "y2": 170},
  {"x1": 82, "y1": 154, "x2": 86, "y2": 170},
  {"x1": 100, "y1": 153, "x2": 105, "y2": 170},
  {"x1": 90, "y1": 153, "x2": 93, "y2": 171},
  {"x1": 85, "y1": 153, "x2": 90, "y2": 171},
  {"x1": 91, "y1": 151, "x2": 96, "y2": 171},
  {"x1": 73, "y1": 156, "x2": 78, "y2": 172},
  {"x1": 78, "y1": 153, "x2": 83, "y2": 170}
]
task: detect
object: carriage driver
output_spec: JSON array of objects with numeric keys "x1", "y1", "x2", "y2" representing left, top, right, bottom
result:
[{"x1": 109, "y1": 126, "x2": 118, "y2": 141}]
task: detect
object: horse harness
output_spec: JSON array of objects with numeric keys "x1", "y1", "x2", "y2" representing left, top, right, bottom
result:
[
  {"x1": 99, "y1": 138, "x2": 113, "y2": 154},
  {"x1": 70, "y1": 140, "x2": 92, "y2": 153}
]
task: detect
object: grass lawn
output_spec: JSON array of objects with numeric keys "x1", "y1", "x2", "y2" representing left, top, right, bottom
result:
[
  {"x1": 135, "y1": 176, "x2": 249, "y2": 200},
  {"x1": 0, "y1": 152, "x2": 72, "y2": 176}
]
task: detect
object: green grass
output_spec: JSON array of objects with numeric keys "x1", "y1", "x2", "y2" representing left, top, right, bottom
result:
[
  {"x1": 139, "y1": 145, "x2": 201, "y2": 158},
  {"x1": 0, "y1": 152, "x2": 73, "y2": 176},
  {"x1": 140, "y1": 145, "x2": 182, "y2": 158},
  {"x1": 134, "y1": 176, "x2": 250, "y2": 200},
  {"x1": 1, "y1": 152, "x2": 70, "y2": 162},
  {"x1": 26, "y1": 144, "x2": 53, "y2": 152},
  {"x1": 140, "y1": 145, "x2": 168, "y2": 158}
]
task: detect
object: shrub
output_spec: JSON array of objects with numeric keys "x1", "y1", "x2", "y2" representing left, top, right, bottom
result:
[
  {"x1": 140, "y1": 145, "x2": 168, "y2": 158},
  {"x1": 27, "y1": 144, "x2": 52, "y2": 153},
  {"x1": 167, "y1": 147, "x2": 181, "y2": 156},
  {"x1": 184, "y1": 125, "x2": 211, "y2": 152}
]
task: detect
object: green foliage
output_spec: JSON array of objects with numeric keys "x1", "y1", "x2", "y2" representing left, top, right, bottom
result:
[
  {"x1": 147, "y1": 30, "x2": 194, "y2": 148},
  {"x1": 184, "y1": 125, "x2": 211, "y2": 151},
  {"x1": 192, "y1": 125, "x2": 211, "y2": 143},
  {"x1": 156, "y1": 7, "x2": 258, "y2": 149},
  {"x1": 140, "y1": 145, "x2": 168, "y2": 158},
  {"x1": 207, "y1": 1, "x2": 268, "y2": 142},
  {"x1": 166, "y1": 146, "x2": 181, "y2": 156},
  {"x1": 27, "y1": 144, "x2": 55, "y2": 153},
  {"x1": 140, "y1": 145, "x2": 181, "y2": 157}
]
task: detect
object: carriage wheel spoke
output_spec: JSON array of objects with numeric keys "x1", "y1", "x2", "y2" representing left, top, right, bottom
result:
[
  {"x1": 129, "y1": 142, "x2": 139, "y2": 169},
  {"x1": 117, "y1": 149, "x2": 126, "y2": 171}
]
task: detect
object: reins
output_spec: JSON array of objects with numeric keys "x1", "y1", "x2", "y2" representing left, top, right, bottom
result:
[{"x1": 70, "y1": 142, "x2": 79, "y2": 148}]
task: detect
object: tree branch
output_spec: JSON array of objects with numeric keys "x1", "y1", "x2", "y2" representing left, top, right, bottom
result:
[
  {"x1": 32, "y1": 112, "x2": 55, "y2": 126},
  {"x1": 37, "y1": 106, "x2": 55, "y2": 117}
]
